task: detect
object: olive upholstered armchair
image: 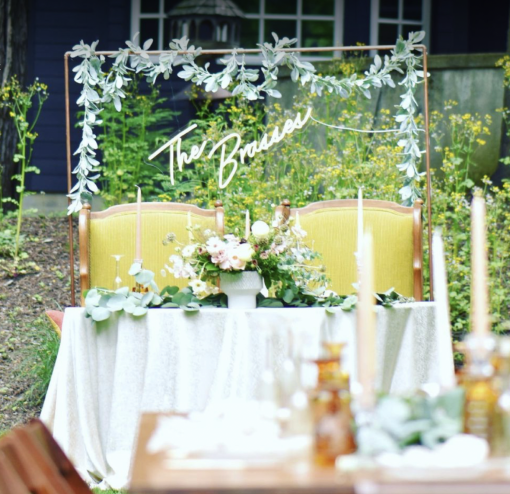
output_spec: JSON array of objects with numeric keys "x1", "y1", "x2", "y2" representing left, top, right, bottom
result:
[
  {"x1": 276, "y1": 198, "x2": 423, "y2": 300},
  {"x1": 78, "y1": 201, "x2": 224, "y2": 305}
]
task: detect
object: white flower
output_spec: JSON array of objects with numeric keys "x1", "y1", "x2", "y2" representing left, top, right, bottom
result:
[
  {"x1": 206, "y1": 237, "x2": 225, "y2": 256},
  {"x1": 236, "y1": 243, "x2": 254, "y2": 262},
  {"x1": 251, "y1": 220, "x2": 270, "y2": 240},
  {"x1": 189, "y1": 279, "x2": 207, "y2": 293},
  {"x1": 227, "y1": 251, "x2": 246, "y2": 270},
  {"x1": 182, "y1": 244, "x2": 197, "y2": 258}
]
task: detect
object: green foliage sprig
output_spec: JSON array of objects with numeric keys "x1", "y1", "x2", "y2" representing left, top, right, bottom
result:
[
  {"x1": 354, "y1": 388, "x2": 464, "y2": 456},
  {"x1": 95, "y1": 73, "x2": 178, "y2": 206},
  {"x1": 68, "y1": 31, "x2": 427, "y2": 213},
  {"x1": 0, "y1": 77, "x2": 48, "y2": 259}
]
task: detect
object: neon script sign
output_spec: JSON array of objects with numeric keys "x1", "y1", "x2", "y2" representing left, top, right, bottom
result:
[{"x1": 149, "y1": 108, "x2": 312, "y2": 189}]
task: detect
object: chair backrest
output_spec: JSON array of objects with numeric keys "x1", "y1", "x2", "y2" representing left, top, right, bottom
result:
[
  {"x1": 0, "y1": 420, "x2": 92, "y2": 494},
  {"x1": 277, "y1": 199, "x2": 423, "y2": 300},
  {"x1": 79, "y1": 201, "x2": 224, "y2": 304},
  {"x1": 0, "y1": 451, "x2": 30, "y2": 494}
]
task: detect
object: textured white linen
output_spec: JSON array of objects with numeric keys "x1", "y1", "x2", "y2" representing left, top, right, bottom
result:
[{"x1": 41, "y1": 303, "x2": 452, "y2": 489}]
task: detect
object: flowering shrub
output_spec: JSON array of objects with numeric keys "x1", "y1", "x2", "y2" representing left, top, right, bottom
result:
[
  {"x1": 0, "y1": 76, "x2": 48, "y2": 261},
  {"x1": 163, "y1": 217, "x2": 327, "y2": 300}
]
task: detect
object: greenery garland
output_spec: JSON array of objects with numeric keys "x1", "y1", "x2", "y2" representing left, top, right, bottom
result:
[{"x1": 69, "y1": 31, "x2": 427, "y2": 214}]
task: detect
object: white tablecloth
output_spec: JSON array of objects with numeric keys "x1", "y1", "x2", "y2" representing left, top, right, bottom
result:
[{"x1": 41, "y1": 303, "x2": 453, "y2": 489}]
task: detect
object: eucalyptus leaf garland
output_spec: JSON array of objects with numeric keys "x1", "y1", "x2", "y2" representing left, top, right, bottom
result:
[{"x1": 68, "y1": 31, "x2": 427, "y2": 214}]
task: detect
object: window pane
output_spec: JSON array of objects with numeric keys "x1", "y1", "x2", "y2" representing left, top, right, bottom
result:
[
  {"x1": 379, "y1": 0, "x2": 398, "y2": 18},
  {"x1": 302, "y1": 21, "x2": 334, "y2": 48},
  {"x1": 266, "y1": 0, "x2": 297, "y2": 15},
  {"x1": 141, "y1": 0, "x2": 160, "y2": 14},
  {"x1": 403, "y1": 0, "x2": 422, "y2": 20},
  {"x1": 303, "y1": 0, "x2": 334, "y2": 16},
  {"x1": 264, "y1": 20, "x2": 297, "y2": 41},
  {"x1": 165, "y1": 0, "x2": 179, "y2": 13},
  {"x1": 234, "y1": 0, "x2": 260, "y2": 14},
  {"x1": 402, "y1": 24, "x2": 421, "y2": 40},
  {"x1": 140, "y1": 18, "x2": 159, "y2": 45},
  {"x1": 378, "y1": 23, "x2": 398, "y2": 45},
  {"x1": 240, "y1": 19, "x2": 259, "y2": 46}
]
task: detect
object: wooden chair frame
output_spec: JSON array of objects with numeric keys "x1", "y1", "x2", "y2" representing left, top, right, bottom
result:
[
  {"x1": 0, "y1": 419, "x2": 92, "y2": 494},
  {"x1": 79, "y1": 200, "x2": 224, "y2": 305},
  {"x1": 276, "y1": 198, "x2": 424, "y2": 301}
]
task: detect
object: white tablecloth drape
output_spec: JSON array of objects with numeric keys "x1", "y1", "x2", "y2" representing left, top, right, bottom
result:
[{"x1": 41, "y1": 303, "x2": 453, "y2": 489}]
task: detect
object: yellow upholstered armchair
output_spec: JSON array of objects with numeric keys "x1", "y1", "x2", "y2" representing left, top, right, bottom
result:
[
  {"x1": 78, "y1": 201, "x2": 224, "y2": 305},
  {"x1": 276, "y1": 199, "x2": 423, "y2": 300}
]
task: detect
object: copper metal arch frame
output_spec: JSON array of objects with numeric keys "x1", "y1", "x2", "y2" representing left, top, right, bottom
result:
[{"x1": 64, "y1": 43, "x2": 433, "y2": 307}]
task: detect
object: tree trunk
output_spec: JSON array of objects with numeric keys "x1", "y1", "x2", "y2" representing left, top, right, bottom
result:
[{"x1": 0, "y1": 0, "x2": 29, "y2": 212}]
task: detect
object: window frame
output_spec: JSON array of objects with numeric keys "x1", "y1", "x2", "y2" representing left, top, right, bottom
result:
[
  {"x1": 131, "y1": 0, "x2": 344, "y2": 60},
  {"x1": 370, "y1": 0, "x2": 431, "y2": 48}
]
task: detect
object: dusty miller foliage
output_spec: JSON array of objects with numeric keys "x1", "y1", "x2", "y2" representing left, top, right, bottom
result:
[{"x1": 68, "y1": 31, "x2": 427, "y2": 214}]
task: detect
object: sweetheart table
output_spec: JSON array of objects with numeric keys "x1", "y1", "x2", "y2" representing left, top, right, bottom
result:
[{"x1": 40, "y1": 303, "x2": 453, "y2": 489}]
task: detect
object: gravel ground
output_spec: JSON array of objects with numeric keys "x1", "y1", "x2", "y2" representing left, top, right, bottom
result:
[{"x1": 0, "y1": 215, "x2": 79, "y2": 433}]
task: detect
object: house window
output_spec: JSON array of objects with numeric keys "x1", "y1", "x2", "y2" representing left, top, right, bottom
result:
[
  {"x1": 132, "y1": 0, "x2": 344, "y2": 55},
  {"x1": 131, "y1": 0, "x2": 179, "y2": 50},
  {"x1": 235, "y1": 0, "x2": 343, "y2": 56},
  {"x1": 370, "y1": 0, "x2": 430, "y2": 47}
]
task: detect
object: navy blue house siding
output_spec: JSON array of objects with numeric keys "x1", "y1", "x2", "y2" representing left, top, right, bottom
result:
[{"x1": 25, "y1": 0, "x2": 131, "y2": 193}]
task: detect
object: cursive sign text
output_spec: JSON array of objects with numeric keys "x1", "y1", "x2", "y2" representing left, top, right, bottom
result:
[{"x1": 149, "y1": 108, "x2": 312, "y2": 189}]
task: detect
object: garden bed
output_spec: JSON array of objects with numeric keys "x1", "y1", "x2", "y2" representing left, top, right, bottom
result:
[{"x1": 0, "y1": 215, "x2": 78, "y2": 434}]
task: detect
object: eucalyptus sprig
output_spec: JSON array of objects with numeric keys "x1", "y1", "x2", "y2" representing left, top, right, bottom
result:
[{"x1": 68, "y1": 31, "x2": 427, "y2": 213}]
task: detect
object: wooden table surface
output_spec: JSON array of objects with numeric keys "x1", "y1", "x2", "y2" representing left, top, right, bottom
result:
[{"x1": 129, "y1": 413, "x2": 510, "y2": 494}]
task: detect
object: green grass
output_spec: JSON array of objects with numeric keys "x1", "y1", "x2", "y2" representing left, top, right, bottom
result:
[{"x1": 18, "y1": 315, "x2": 61, "y2": 406}]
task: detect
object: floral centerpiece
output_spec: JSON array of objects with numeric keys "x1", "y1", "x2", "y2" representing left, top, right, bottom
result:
[{"x1": 163, "y1": 217, "x2": 328, "y2": 306}]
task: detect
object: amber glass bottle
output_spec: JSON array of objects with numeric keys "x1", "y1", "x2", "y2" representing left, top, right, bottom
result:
[
  {"x1": 310, "y1": 343, "x2": 356, "y2": 466},
  {"x1": 489, "y1": 337, "x2": 510, "y2": 456},
  {"x1": 461, "y1": 334, "x2": 498, "y2": 441}
]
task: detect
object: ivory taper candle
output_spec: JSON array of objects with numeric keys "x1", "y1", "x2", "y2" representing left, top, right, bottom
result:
[
  {"x1": 471, "y1": 195, "x2": 490, "y2": 336},
  {"x1": 357, "y1": 187, "x2": 363, "y2": 262},
  {"x1": 432, "y1": 227, "x2": 456, "y2": 389},
  {"x1": 296, "y1": 211, "x2": 301, "y2": 228},
  {"x1": 135, "y1": 186, "x2": 142, "y2": 261},
  {"x1": 245, "y1": 210, "x2": 250, "y2": 239},
  {"x1": 187, "y1": 211, "x2": 193, "y2": 243},
  {"x1": 357, "y1": 231, "x2": 376, "y2": 408}
]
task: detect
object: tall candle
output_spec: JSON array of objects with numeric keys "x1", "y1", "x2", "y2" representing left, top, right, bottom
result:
[
  {"x1": 357, "y1": 231, "x2": 376, "y2": 408},
  {"x1": 357, "y1": 187, "x2": 363, "y2": 263},
  {"x1": 296, "y1": 211, "x2": 301, "y2": 228},
  {"x1": 245, "y1": 210, "x2": 250, "y2": 239},
  {"x1": 471, "y1": 196, "x2": 490, "y2": 336},
  {"x1": 187, "y1": 211, "x2": 193, "y2": 243},
  {"x1": 135, "y1": 186, "x2": 142, "y2": 261},
  {"x1": 432, "y1": 228, "x2": 456, "y2": 388}
]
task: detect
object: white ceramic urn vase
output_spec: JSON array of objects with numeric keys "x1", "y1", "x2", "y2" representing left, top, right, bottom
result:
[{"x1": 219, "y1": 271, "x2": 263, "y2": 309}]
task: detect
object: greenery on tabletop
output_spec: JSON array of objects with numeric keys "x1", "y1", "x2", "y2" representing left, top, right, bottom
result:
[
  {"x1": 68, "y1": 31, "x2": 427, "y2": 213},
  {"x1": 355, "y1": 388, "x2": 464, "y2": 456}
]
